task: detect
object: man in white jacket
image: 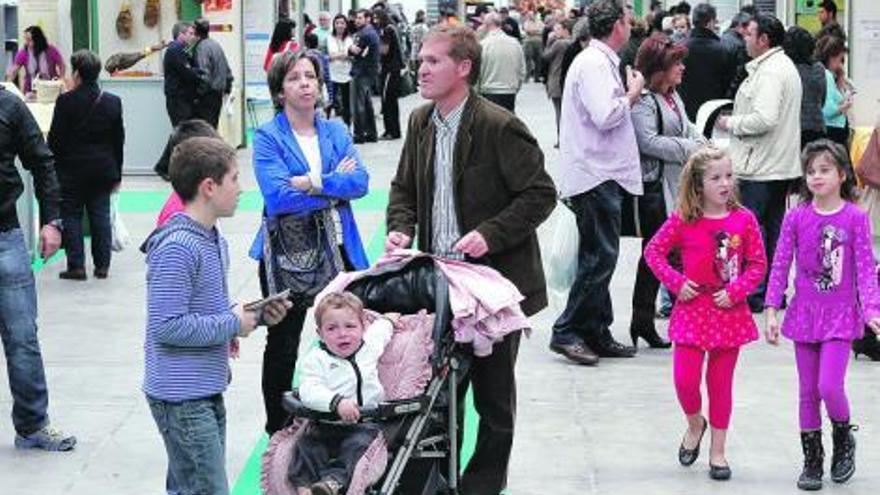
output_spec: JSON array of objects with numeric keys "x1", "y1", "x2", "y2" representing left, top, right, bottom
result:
[
  {"x1": 478, "y1": 12, "x2": 527, "y2": 113},
  {"x1": 291, "y1": 292, "x2": 396, "y2": 495},
  {"x1": 717, "y1": 13, "x2": 802, "y2": 312}
]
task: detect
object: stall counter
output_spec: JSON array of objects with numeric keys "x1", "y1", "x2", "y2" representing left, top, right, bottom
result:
[{"x1": 100, "y1": 77, "x2": 172, "y2": 176}]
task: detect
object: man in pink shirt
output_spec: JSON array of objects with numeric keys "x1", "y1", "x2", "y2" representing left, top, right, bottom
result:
[{"x1": 550, "y1": 0, "x2": 645, "y2": 365}]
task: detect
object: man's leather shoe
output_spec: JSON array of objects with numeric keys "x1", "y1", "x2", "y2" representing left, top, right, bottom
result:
[
  {"x1": 592, "y1": 338, "x2": 636, "y2": 358},
  {"x1": 59, "y1": 268, "x2": 87, "y2": 281},
  {"x1": 549, "y1": 342, "x2": 599, "y2": 365}
]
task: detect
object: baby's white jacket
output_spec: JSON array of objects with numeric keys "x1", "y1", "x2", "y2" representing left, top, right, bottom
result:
[{"x1": 298, "y1": 319, "x2": 394, "y2": 412}]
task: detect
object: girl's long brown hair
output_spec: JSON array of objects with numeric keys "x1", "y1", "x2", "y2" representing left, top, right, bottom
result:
[
  {"x1": 799, "y1": 139, "x2": 858, "y2": 203},
  {"x1": 677, "y1": 146, "x2": 742, "y2": 223}
]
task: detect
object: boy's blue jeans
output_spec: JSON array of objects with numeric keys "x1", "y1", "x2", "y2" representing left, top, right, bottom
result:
[
  {"x1": 147, "y1": 394, "x2": 228, "y2": 495},
  {"x1": 0, "y1": 228, "x2": 50, "y2": 435}
]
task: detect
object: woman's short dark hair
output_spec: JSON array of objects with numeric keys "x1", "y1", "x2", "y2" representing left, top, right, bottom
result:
[
  {"x1": 783, "y1": 26, "x2": 816, "y2": 65},
  {"x1": 635, "y1": 32, "x2": 688, "y2": 90},
  {"x1": 267, "y1": 50, "x2": 324, "y2": 111},
  {"x1": 799, "y1": 139, "x2": 857, "y2": 203},
  {"x1": 814, "y1": 34, "x2": 847, "y2": 68},
  {"x1": 588, "y1": 0, "x2": 625, "y2": 40},
  {"x1": 70, "y1": 50, "x2": 102, "y2": 83},
  {"x1": 25, "y1": 25, "x2": 48, "y2": 56},
  {"x1": 170, "y1": 137, "x2": 237, "y2": 203}
]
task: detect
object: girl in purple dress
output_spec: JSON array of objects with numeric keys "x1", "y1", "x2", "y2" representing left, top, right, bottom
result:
[{"x1": 765, "y1": 139, "x2": 880, "y2": 491}]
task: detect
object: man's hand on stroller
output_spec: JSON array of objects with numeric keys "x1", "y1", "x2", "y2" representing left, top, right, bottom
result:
[
  {"x1": 336, "y1": 398, "x2": 361, "y2": 422},
  {"x1": 453, "y1": 230, "x2": 489, "y2": 258},
  {"x1": 385, "y1": 231, "x2": 412, "y2": 252}
]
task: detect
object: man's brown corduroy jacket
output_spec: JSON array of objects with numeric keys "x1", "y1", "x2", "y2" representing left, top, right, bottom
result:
[{"x1": 387, "y1": 92, "x2": 556, "y2": 316}]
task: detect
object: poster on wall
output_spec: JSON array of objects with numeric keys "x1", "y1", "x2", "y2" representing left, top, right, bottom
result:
[
  {"x1": 204, "y1": 0, "x2": 234, "y2": 12},
  {"x1": 243, "y1": 0, "x2": 274, "y2": 126}
]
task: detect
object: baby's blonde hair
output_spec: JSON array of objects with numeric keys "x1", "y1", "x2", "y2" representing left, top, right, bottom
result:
[
  {"x1": 676, "y1": 145, "x2": 741, "y2": 223},
  {"x1": 314, "y1": 292, "x2": 364, "y2": 328}
]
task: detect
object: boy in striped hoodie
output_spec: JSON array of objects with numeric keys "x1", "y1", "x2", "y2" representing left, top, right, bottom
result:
[{"x1": 142, "y1": 137, "x2": 291, "y2": 495}]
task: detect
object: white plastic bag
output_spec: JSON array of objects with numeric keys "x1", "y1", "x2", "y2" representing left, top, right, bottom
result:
[
  {"x1": 547, "y1": 203, "x2": 579, "y2": 292},
  {"x1": 110, "y1": 193, "x2": 130, "y2": 252}
]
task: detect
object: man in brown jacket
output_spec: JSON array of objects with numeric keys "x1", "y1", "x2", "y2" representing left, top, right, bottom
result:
[{"x1": 385, "y1": 24, "x2": 556, "y2": 495}]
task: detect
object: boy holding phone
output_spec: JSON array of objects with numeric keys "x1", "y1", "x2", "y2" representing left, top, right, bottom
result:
[{"x1": 142, "y1": 137, "x2": 291, "y2": 494}]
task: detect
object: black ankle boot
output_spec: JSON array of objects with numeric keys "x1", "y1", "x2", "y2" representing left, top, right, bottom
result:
[
  {"x1": 798, "y1": 430, "x2": 824, "y2": 491},
  {"x1": 629, "y1": 324, "x2": 672, "y2": 349},
  {"x1": 852, "y1": 332, "x2": 880, "y2": 361},
  {"x1": 830, "y1": 421, "x2": 858, "y2": 483}
]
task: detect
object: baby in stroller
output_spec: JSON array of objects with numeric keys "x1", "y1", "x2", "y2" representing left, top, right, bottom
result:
[
  {"x1": 290, "y1": 292, "x2": 399, "y2": 495},
  {"x1": 263, "y1": 253, "x2": 529, "y2": 495}
]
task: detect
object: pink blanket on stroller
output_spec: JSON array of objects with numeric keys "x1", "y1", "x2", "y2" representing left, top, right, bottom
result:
[{"x1": 319, "y1": 250, "x2": 530, "y2": 357}]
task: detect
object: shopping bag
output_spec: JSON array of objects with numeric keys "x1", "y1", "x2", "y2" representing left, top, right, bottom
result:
[
  {"x1": 110, "y1": 193, "x2": 130, "y2": 252},
  {"x1": 546, "y1": 203, "x2": 579, "y2": 292}
]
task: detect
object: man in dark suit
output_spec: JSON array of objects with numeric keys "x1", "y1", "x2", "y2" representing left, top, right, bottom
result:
[
  {"x1": 163, "y1": 22, "x2": 199, "y2": 127},
  {"x1": 678, "y1": 3, "x2": 736, "y2": 120},
  {"x1": 386, "y1": 24, "x2": 555, "y2": 495},
  {"x1": 192, "y1": 18, "x2": 233, "y2": 129},
  {"x1": 156, "y1": 22, "x2": 200, "y2": 179}
]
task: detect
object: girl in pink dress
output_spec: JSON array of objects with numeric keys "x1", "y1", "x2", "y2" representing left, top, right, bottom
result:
[
  {"x1": 645, "y1": 146, "x2": 766, "y2": 481},
  {"x1": 765, "y1": 140, "x2": 880, "y2": 490}
]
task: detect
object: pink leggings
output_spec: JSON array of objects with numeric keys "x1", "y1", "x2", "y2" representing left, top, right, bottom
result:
[
  {"x1": 673, "y1": 345, "x2": 741, "y2": 430},
  {"x1": 795, "y1": 340, "x2": 852, "y2": 430}
]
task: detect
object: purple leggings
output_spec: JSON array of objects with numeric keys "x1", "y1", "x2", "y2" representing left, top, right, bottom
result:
[{"x1": 795, "y1": 340, "x2": 852, "y2": 430}]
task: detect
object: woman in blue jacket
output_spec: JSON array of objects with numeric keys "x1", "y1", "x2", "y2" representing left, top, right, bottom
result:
[{"x1": 251, "y1": 50, "x2": 369, "y2": 434}]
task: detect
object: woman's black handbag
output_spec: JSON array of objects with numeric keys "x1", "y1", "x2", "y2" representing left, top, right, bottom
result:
[
  {"x1": 263, "y1": 209, "x2": 345, "y2": 310},
  {"x1": 397, "y1": 69, "x2": 416, "y2": 98},
  {"x1": 621, "y1": 93, "x2": 668, "y2": 238}
]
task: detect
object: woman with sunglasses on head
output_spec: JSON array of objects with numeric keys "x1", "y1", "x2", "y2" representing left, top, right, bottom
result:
[{"x1": 629, "y1": 32, "x2": 705, "y2": 350}]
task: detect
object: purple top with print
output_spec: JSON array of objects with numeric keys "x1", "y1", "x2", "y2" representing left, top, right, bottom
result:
[{"x1": 766, "y1": 202, "x2": 880, "y2": 342}]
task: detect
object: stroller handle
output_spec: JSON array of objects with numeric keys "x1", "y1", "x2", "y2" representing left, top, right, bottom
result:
[{"x1": 282, "y1": 391, "x2": 428, "y2": 423}]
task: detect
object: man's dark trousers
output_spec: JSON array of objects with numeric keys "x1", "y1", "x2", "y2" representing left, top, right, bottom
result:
[
  {"x1": 480, "y1": 93, "x2": 516, "y2": 114},
  {"x1": 552, "y1": 180, "x2": 623, "y2": 347},
  {"x1": 454, "y1": 331, "x2": 521, "y2": 495},
  {"x1": 351, "y1": 74, "x2": 377, "y2": 142},
  {"x1": 194, "y1": 91, "x2": 224, "y2": 129},
  {"x1": 739, "y1": 178, "x2": 791, "y2": 308}
]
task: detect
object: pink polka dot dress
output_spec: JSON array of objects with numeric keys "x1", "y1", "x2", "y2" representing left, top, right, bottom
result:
[{"x1": 645, "y1": 208, "x2": 767, "y2": 350}]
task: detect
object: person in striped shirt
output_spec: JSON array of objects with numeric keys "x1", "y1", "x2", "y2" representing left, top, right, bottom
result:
[{"x1": 142, "y1": 137, "x2": 291, "y2": 495}]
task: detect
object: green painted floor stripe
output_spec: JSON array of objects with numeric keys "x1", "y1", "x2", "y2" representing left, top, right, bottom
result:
[
  {"x1": 230, "y1": 192, "x2": 480, "y2": 494},
  {"x1": 116, "y1": 189, "x2": 390, "y2": 215}
]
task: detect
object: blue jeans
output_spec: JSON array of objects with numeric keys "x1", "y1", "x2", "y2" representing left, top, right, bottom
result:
[
  {"x1": 350, "y1": 74, "x2": 377, "y2": 141},
  {"x1": 0, "y1": 228, "x2": 50, "y2": 435},
  {"x1": 552, "y1": 181, "x2": 623, "y2": 346},
  {"x1": 147, "y1": 394, "x2": 228, "y2": 495}
]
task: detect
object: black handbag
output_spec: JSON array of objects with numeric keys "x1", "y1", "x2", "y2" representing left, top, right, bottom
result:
[
  {"x1": 621, "y1": 94, "x2": 668, "y2": 238},
  {"x1": 262, "y1": 209, "x2": 345, "y2": 310},
  {"x1": 397, "y1": 69, "x2": 416, "y2": 98}
]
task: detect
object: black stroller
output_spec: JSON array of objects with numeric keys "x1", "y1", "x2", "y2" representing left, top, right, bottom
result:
[{"x1": 261, "y1": 257, "x2": 471, "y2": 495}]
